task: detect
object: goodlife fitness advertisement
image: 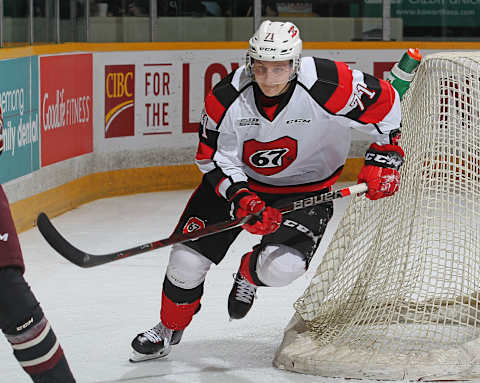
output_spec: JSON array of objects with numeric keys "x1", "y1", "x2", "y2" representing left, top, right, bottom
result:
[
  {"x1": 94, "y1": 48, "x2": 411, "y2": 154},
  {"x1": 40, "y1": 53, "x2": 93, "y2": 166}
]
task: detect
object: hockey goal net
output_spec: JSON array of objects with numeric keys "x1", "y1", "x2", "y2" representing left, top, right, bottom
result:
[{"x1": 274, "y1": 52, "x2": 480, "y2": 381}]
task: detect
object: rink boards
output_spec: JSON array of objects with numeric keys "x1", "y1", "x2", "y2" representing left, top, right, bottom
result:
[{"x1": 1, "y1": 41, "x2": 480, "y2": 232}]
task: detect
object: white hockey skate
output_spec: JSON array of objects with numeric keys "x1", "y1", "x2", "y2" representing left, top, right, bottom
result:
[{"x1": 129, "y1": 322, "x2": 183, "y2": 362}]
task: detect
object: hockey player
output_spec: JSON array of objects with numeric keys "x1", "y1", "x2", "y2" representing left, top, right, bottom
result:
[
  {"x1": 0, "y1": 110, "x2": 76, "y2": 382},
  {"x1": 130, "y1": 20, "x2": 404, "y2": 362}
]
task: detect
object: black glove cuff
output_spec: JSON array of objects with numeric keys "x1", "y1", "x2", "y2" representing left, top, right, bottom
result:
[
  {"x1": 228, "y1": 188, "x2": 256, "y2": 222},
  {"x1": 365, "y1": 148, "x2": 404, "y2": 170},
  {"x1": 226, "y1": 181, "x2": 250, "y2": 201}
]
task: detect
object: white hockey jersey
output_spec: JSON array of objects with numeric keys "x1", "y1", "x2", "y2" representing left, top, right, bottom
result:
[{"x1": 195, "y1": 56, "x2": 401, "y2": 200}]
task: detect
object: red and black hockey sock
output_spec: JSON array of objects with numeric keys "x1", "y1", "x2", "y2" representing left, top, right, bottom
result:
[
  {"x1": 160, "y1": 277, "x2": 202, "y2": 331},
  {"x1": 0, "y1": 267, "x2": 75, "y2": 383},
  {"x1": 238, "y1": 248, "x2": 266, "y2": 287}
]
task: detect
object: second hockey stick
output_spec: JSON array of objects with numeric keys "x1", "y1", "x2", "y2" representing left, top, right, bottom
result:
[{"x1": 37, "y1": 182, "x2": 368, "y2": 268}]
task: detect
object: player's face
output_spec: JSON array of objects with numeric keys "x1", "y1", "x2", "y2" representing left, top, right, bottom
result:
[{"x1": 252, "y1": 59, "x2": 292, "y2": 96}]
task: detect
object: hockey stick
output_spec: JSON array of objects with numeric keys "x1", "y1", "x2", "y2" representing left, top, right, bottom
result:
[{"x1": 37, "y1": 183, "x2": 368, "y2": 268}]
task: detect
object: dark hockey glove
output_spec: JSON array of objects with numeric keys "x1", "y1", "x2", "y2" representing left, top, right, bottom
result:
[
  {"x1": 229, "y1": 189, "x2": 282, "y2": 235},
  {"x1": 358, "y1": 143, "x2": 405, "y2": 200}
]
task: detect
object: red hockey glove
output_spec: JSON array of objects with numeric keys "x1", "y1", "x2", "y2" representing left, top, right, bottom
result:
[
  {"x1": 229, "y1": 189, "x2": 282, "y2": 235},
  {"x1": 358, "y1": 143, "x2": 405, "y2": 200}
]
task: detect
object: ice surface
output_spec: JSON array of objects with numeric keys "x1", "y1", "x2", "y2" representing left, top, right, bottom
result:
[{"x1": 0, "y1": 186, "x2": 384, "y2": 383}]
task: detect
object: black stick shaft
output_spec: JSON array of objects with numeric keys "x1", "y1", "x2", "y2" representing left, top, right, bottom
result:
[{"x1": 37, "y1": 183, "x2": 367, "y2": 268}]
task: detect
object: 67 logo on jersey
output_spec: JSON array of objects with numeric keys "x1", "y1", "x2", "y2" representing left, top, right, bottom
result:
[
  {"x1": 243, "y1": 136, "x2": 298, "y2": 176},
  {"x1": 183, "y1": 217, "x2": 205, "y2": 234}
]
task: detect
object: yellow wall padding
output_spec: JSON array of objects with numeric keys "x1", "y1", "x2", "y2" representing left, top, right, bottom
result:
[{"x1": 10, "y1": 164, "x2": 203, "y2": 233}]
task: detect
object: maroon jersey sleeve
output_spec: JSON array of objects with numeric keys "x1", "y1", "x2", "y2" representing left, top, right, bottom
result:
[
  {"x1": 0, "y1": 105, "x2": 3, "y2": 155},
  {"x1": 0, "y1": 185, "x2": 25, "y2": 272}
]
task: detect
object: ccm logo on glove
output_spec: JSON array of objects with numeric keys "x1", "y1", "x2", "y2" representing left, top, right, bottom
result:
[{"x1": 365, "y1": 152, "x2": 403, "y2": 169}]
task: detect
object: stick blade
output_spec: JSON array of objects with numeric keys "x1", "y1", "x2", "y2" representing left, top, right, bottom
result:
[{"x1": 37, "y1": 212, "x2": 93, "y2": 268}]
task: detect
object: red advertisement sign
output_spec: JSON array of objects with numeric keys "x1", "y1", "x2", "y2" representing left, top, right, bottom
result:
[
  {"x1": 182, "y1": 62, "x2": 240, "y2": 133},
  {"x1": 374, "y1": 62, "x2": 395, "y2": 80},
  {"x1": 40, "y1": 54, "x2": 93, "y2": 166},
  {"x1": 105, "y1": 65, "x2": 135, "y2": 138}
]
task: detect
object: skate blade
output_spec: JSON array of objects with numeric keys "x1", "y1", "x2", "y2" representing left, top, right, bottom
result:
[{"x1": 129, "y1": 349, "x2": 170, "y2": 363}]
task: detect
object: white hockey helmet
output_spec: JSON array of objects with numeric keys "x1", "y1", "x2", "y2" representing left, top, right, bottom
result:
[{"x1": 246, "y1": 20, "x2": 302, "y2": 81}]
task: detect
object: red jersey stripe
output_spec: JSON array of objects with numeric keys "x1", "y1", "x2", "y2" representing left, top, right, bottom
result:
[
  {"x1": 205, "y1": 91, "x2": 226, "y2": 124},
  {"x1": 248, "y1": 172, "x2": 341, "y2": 194},
  {"x1": 195, "y1": 142, "x2": 214, "y2": 161},
  {"x1": 359, "y1": 79, "x2": 395, "y2": 123},
  {"x1": 324, "y1": 61, "x2": 353, "y2": 114}
]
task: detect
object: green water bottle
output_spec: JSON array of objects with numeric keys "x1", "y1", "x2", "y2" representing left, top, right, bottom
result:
[{"x1": 386, "y1": 48, "x2": 422, "y2": 99}]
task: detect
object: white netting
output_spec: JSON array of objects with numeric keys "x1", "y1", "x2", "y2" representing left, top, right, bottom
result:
[{"x1": 274, "y1": 52, "x2": 480, "y2": 381}]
